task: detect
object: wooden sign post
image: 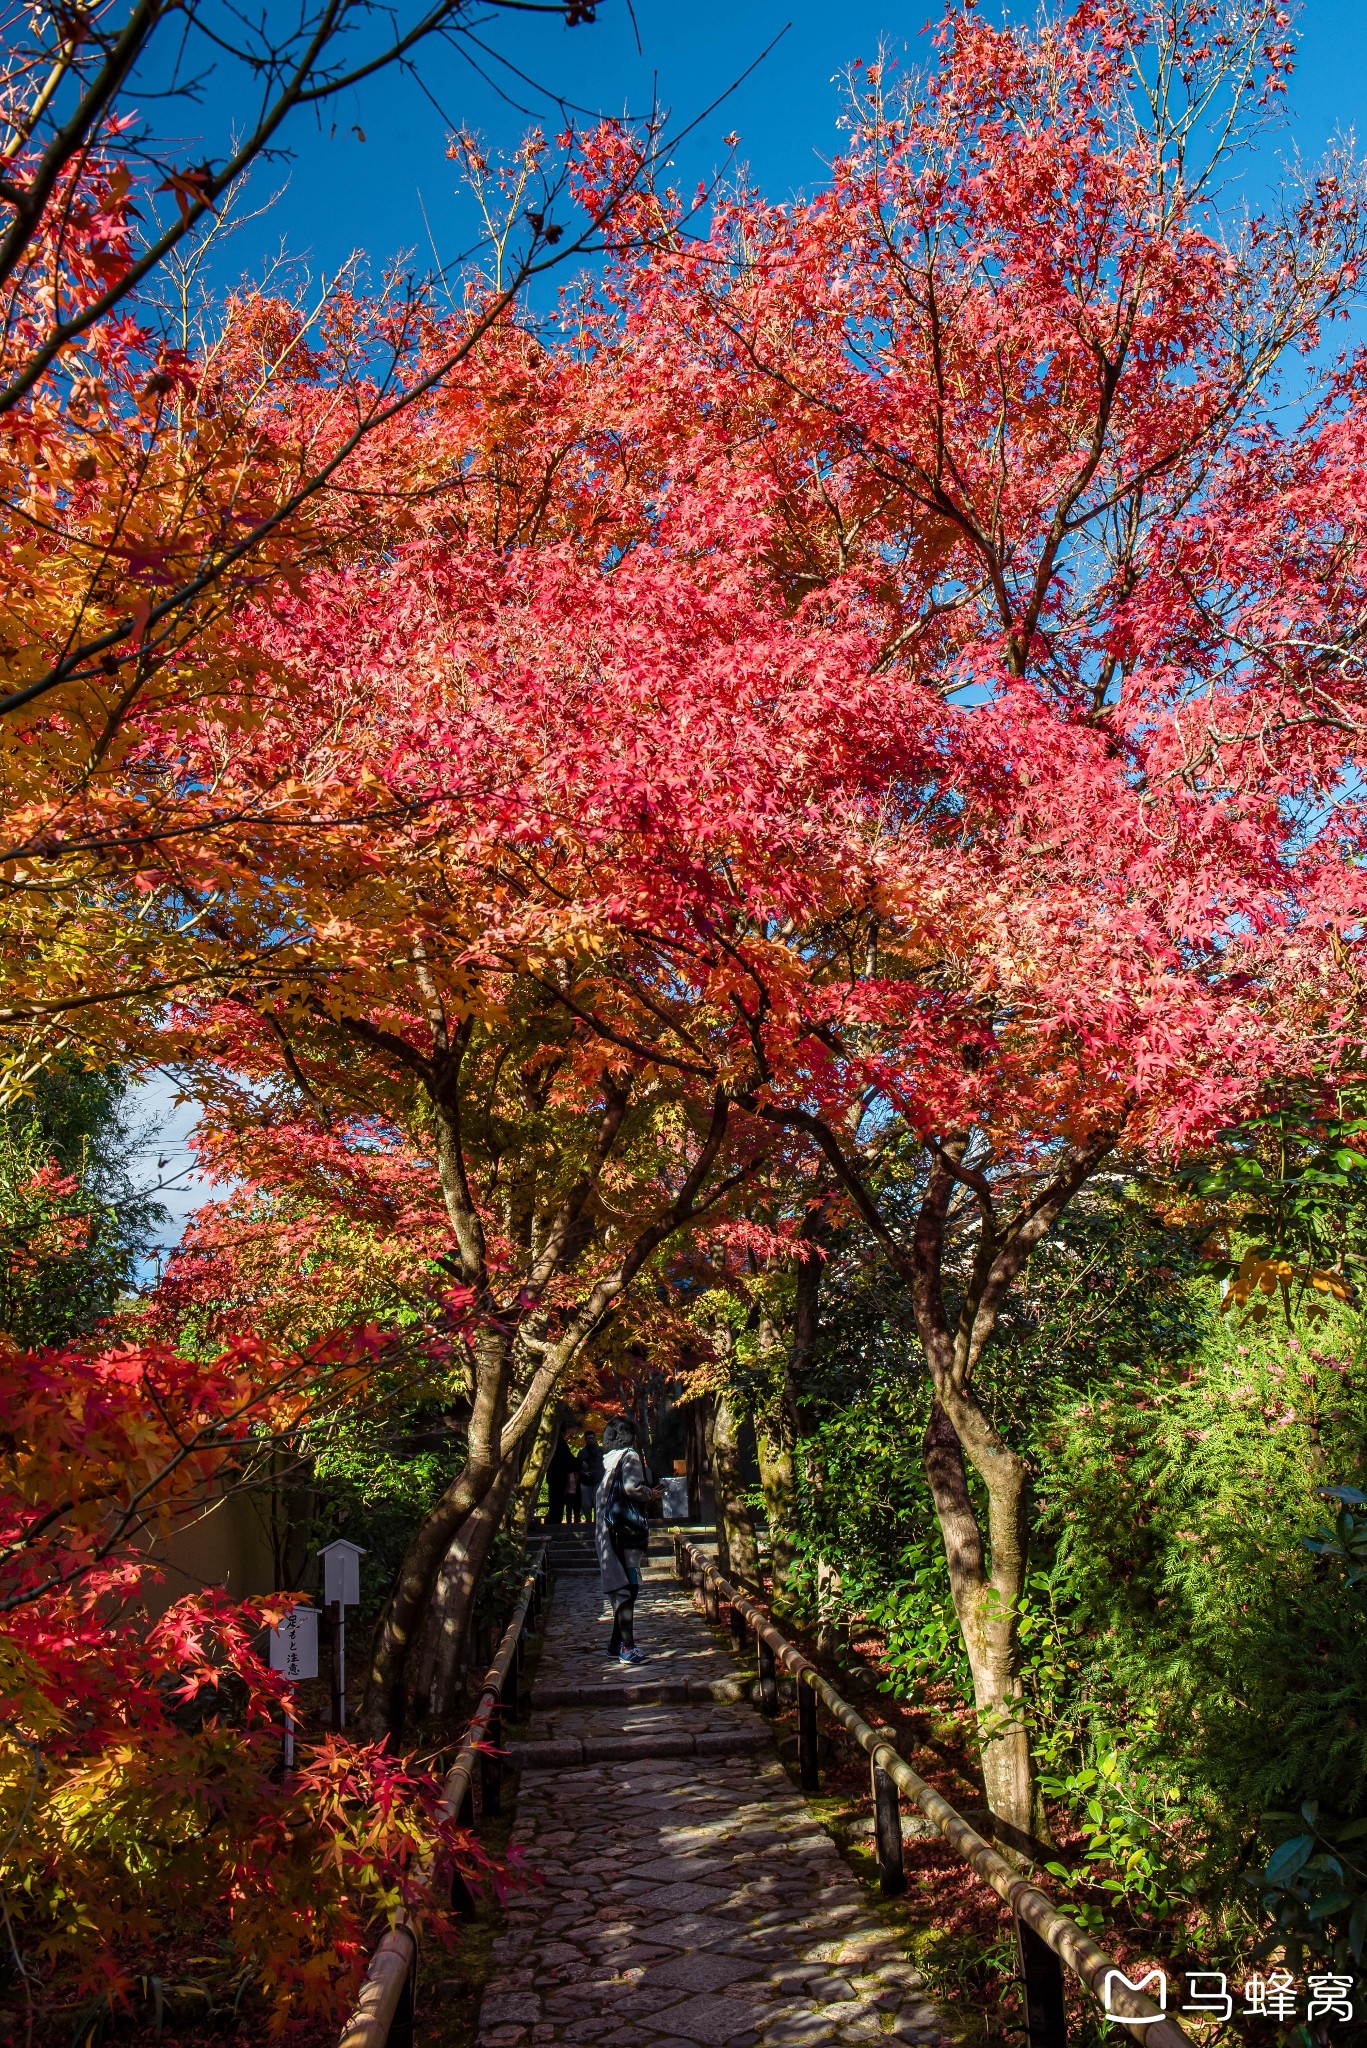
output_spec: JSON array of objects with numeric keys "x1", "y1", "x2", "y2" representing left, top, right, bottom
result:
[
  {"x1": 267, "y1": 1603, "x2": 319, "y2": 1770},
  {"x1": 318, "y1": 1539, "x2": 365, "y2": 1729}
]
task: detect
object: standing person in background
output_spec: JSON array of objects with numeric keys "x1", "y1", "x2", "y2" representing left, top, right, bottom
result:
[
  {"x1": 596, "y1": 1417, "x2": 660, "y2": 1665},
  {"x1": 578, "y1": 1429, "x2": 604, "y2": 1523},
  {"x1": 546, "y1": 1427, "x2": 576, "y2": 1527},
  {"x1": 565, "y1": 1450, "x2": 582, "y2": 1524}
]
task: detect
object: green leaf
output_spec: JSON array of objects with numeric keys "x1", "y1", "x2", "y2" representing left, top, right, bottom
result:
[
  {"x1": 1306, "y1": 1889, "x2": 1354, "y2": 1919},
  {"x1": 1266, "y1": 1835, "x2": 1316, "y2": 1883},
  {"x1": 1349, "y1": 1898, "x2": 1367, "y2": 1959}
]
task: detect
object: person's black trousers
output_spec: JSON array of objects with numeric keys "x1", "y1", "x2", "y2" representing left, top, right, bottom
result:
[{"x1": 607, "y1": 1583, "x2": 638, "y2": 1654}]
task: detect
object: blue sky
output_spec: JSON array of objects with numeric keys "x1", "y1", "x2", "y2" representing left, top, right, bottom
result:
[{"x1": 186, "y1": 1, "x2": 1367, "y2": 295}]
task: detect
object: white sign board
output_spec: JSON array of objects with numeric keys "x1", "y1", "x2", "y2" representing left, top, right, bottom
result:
[
  {"x1": 319, "y1": 1539, "x2": 365, "y2": 1607},
  {"x1": 659, "y1": 1475, "x2": 690, "y2": 1521},
  {"x1": 268, "y1": 1603, "x2": 318, "y2": 1682}
]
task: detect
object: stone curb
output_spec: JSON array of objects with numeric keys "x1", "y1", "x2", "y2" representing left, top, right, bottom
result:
[
  {"x1": 531, "y1": 1677, "x2": 747, "y2": 1709},
  {"x1": 510, "y1": 1725, "x2": 771, "y2": 1771}
]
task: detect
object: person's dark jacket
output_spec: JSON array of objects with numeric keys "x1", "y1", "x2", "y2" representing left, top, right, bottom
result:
[
  {"x1": 548, "y1": 1434, "x2": 577, "y2": 1486},
  {"x1": 578, "y1": 1440, "x2": 604, "y2": 1492},
  {"x1": 547, "y1": 1432, "x2": 577, "y2": 1517}
]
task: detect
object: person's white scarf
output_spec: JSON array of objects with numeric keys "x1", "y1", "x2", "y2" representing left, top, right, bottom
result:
[
  {"x1": 595, "y1": 1447, "x2": 647, "y2": 1590},
  {"x1": 598, "y1": 1446, "x2": 631, "y2": 1496}
]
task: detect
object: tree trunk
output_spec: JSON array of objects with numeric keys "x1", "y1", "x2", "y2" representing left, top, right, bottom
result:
[
  {"x1": 767, "y1": 1117, "x2": 1108, "y2": 1866},
  {"x1": 755, "y1": 1312, "x2": 801, "y2": 1597},
  {"x1": 354, "y1": 1048, "x2": 738, "y2": 1742},
  {"x1": 755, "y1": 1406, "x2": 799, "y2": 1595},
  {"x1": 710, "y1": 1389, "x2": 759, "y2": 1585},
  {"x1": 790, "y1": 1206, "x2": 825, "y2": 1385},
  {"x1": 922, "y1": 1395, "x2": 1038, "y2": 1860},
  {"x1": 765, "y1": 1189, "x2": 831, "y2": 1604},
  {"x1": 356, "y1": 1455, "x2": 493, "y2": 1738},
  {"x1": 814, "y1": 1558, "x2": 843, "y2": 1658},
  {"x1": 509, "y1": 1397, "x2": 559, "y2": 1546},
  {"x1": 685, "y1": 1395, "x2": 711, "y2": 1523},
  {"x1": 420, "y1": 1450, "x2": 521, "y2": 1720},
  {"x1": 356, "y1": 1325, "x2": 511, "y2": 1740}
]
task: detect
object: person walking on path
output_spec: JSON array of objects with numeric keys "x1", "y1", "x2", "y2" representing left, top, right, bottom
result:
[
  {"x1": 596, "y1": 1417, "x2": 658, "y2": 1664},
  {"x1": 546, "y1": 1427, "x2": 577, "y2": 1527},
  {"x1": 578, "y1": 1429, "x2": 604, "y2": 1522}
]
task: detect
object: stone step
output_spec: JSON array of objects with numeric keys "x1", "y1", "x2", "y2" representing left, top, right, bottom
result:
[
  {"x1": 508, "y1": 1724, "x2": 772, "y2": 1770},
  {"x1": 532, "y1": 1675, "x2": 750, "y2": 1708}
]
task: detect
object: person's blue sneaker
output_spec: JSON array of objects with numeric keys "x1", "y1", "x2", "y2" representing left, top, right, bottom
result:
[{"x1": 618, "y1": 1646, "x2": 645, "y2": 1665}]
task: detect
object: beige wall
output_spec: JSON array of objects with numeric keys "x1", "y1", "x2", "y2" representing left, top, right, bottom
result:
[{"x1": 141, "y1": 1487, "x2": 278, "y2": 1619}]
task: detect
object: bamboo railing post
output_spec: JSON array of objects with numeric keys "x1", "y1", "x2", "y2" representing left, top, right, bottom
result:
[
  {"x1": 872, "y1": 1758, "x2": 907, "y2": 1897},
  {"x1": 757, "y1": 1635, "x2": 779, "y2": 1717},
  {"x1": 1017, "y1": 1912, "x2": 1068, "y2": 2048},
  {"x1": 337, "y1": 1926, "x2": 418, "y2": 2048},
  {"x1": 389, "y1": 1960, "x2": 415, "y2": 2048},
  {"x1": 797, "y1": 1674, "x2": 820, "y2": 1793},
  {"x1": 730, "y1": 1599, "x2": 748, "y2": 1654},
  {"x1": 450, "y1": 1862, "x2": 476, "y2": 1919}
]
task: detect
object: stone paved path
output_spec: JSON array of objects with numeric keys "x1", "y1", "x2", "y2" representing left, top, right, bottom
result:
[{"x1": 471, "y1": 1558, "x2": 952, "y2": 2048}]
